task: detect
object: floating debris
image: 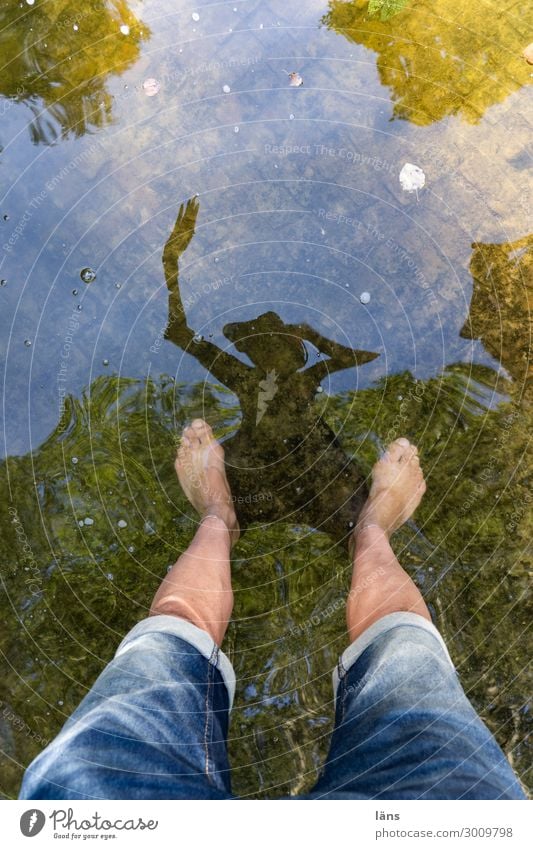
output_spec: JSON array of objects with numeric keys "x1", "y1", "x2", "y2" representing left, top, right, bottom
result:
[
  {"x1": 117, "y1": 519, "x2": 128, "y2": 529},
  {"x1": 144, "y1": 521, "x2": 155, "y2": 535},
  {"x1": 83, "y1": 517, "x2": 94, "y2": 526},
  {"x1": 192, "y1": 12, "x2": 200, "y2": 22},
  {"x1": 223, "y1": 84, "x2": 231, "y2": 93},
  {"x1": 24, "y1": 339, "x2": 32, "y2": 347},
  {"x1": 120, "y1": 24, "x2": 130, "y2": 35},
  {"x1": 360, "y1": 292, "x2": 371, "y2": 304},
  {"x1": 523, "y1": 43, "x2": 533, "y2": 64},
  {"x1": 192, "y1": 333, "x2": 204, "y2": 343},
  {"x1": 143, "y1": 78, "x2": 160, "y2": 96},
  {"x1": 80, "y1": 267, "x2": 96, "y2": 283},
  {"x1": 399, "y1": 162, "x2": 425, "y2": 196},
  {"x1": 284, "y1": 70, "x2": 303, "y2": 87}
]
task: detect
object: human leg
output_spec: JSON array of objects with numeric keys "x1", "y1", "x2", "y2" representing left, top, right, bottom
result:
[
  {"x1": 309, "y1": 439, "x2": 525, "y2": 799},
  {"x1": 20, "y1": 420, "x2": 239, "y2": 800}
]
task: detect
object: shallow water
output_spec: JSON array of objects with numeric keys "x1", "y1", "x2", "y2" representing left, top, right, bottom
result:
[{"x1": 0, "y1": 0, "x2": 531, "y2": 797}]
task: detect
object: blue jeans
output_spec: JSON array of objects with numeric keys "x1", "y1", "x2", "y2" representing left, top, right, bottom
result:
[{"x1": 19, "y1": 612, "x2": 525, "y2": 800}]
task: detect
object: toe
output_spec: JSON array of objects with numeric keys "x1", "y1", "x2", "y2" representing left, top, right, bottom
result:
[
  {"x1": 385, "y1": 437, "x2": 411, "y2": 462},
  {"x1": 396, "y1": 437, "x2": 411, "y2": 447},
  {"x1": 408, "y1": 449, "x2": 421, "y2": 465},
  {"x1": 183, "y1": 425, "x2": 201, "y2": 445},
  {"x1": 191, "y1": 418, "x2": 211, "y2": 433},
  {"x1": 191, "y1": 419, "x2": 214, "y2": 443}
]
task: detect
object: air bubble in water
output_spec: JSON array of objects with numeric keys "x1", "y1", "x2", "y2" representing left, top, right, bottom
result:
[
  {"x1": 102, "y1": 358, "x2": 109, "y2": 366},
  {"x1": 24, "y1": 339, "x2": 32, "y2": 347},
  {"x1": 120, "y1": 24, "x2": 130, "y2": 35},
  {"x1": 0, "y1": 279, "x2": 6, "y2": 287},
  {"x1": 289, "y1": 114, "x2": 295, "y2": 120},
  {"x1": 192, "y1": 12, "x2": 200, "y2": 22},
  {"x1": 115, "y1": 282, "x2": 121, "y2": 289},
  {"x1": 234, "y1": 125, "x2": 239, "y2": 133},
  {"x1": 72, "y1": 288, "x2": 78, "y2": 295},
  {"x1": 84, "y1": 517, "x2": 94, "y2": 526},
  {"x1": 223, "y1": 84, "x2": 231, "y2": 93},
  {"x1": 117, "y1": 519, "x2": 128, "y2": 529},
  {"x1": 360, "y1": 292, "x2": 371, "y2": 304},
  {"x1": 71, "y1": 457, "x2": 79, "y2": 465},
  {"x1": 80, "y1": 267, "x2": 96, "y2": 283},
  {"x1": 193, "y1": 333, "x2": 204, "y2": 343}
]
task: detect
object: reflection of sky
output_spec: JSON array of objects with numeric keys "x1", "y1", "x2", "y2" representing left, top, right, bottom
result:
[{"x1": 1, "y1": 0, "x2": 530, "y2": 457}]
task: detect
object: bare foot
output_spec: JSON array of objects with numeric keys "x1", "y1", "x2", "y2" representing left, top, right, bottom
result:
[
  {"x1": 176, "y1": 419, "x2": 239, "y2": 547},
  {"x1": 355, "y1": 437, "x2": 426, "y2": 539}
]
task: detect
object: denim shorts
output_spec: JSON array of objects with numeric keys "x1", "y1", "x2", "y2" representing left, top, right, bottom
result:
[{"x1": 19, "y1": 612, "x2": 525, "y2": 800}]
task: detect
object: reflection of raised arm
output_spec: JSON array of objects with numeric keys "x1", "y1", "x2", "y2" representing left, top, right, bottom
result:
[
  {"x1": 162, "y1": 198, "x2": 250, "y2": 390},
  {"x1": 163, "y1": 197, "x2": 199, "y2": 343},
  {"x1": 290, "y1": 322, "x2": 379, "y2": 381}
]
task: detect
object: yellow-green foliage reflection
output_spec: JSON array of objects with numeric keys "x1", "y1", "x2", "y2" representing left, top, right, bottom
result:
[
  {"x1": 0, "y1": 366, "x2": 530, "y2": 797},
  {"x1": 461, "y1": 234, "x2": 533, "y2": 392},
  {"x1": 0, "y1": 0, "x2": 150, "y2": 143},
  {"x1": 322, "y1": 0, "x2": 532, "y2": 124}
]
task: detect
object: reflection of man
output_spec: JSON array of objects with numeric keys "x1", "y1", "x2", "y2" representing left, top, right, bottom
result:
[
  {"x1": 20, "y1": 426, "x2": 525, "y2": 799},
  {"x1": 162, "y1": 198, "x2": 380, "y2": 540}
]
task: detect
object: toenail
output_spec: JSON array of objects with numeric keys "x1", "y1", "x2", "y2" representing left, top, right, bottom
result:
[{"x1": 397, "y1": 437, "x2": 410, "y2": 447}]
